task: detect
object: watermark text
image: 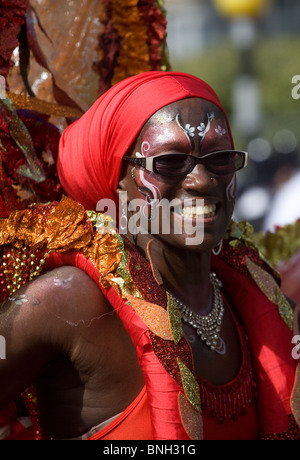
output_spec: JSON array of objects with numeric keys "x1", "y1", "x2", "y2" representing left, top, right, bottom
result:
[
  {"x1": 292, "y1": 335, "x2": 300, "y2": 360},
  {"x1": 291, "y1": 75, "x2": 300, "y2": 100},
  {"x1": 0, "y1": 76, "x2": 5, "y2": 99},
  {"x1": 96, "y1": 193, "x2": 206, "y2": 246},
  {"x1": 0, "y1": 335, "x2": 6, "y2": 359}
]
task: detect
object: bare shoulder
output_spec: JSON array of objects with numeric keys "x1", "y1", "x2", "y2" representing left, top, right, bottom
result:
[
  {"x1": 1, "y1": 265, "x2": 107, "y2": 321},
  {"x1": 0, "y1": 265, "x2": 110, "y2": 361},
  {"x1": 0, "y1": 265, "x2": 111, "y2": 408},
  {"x1": 33, "y1": 265, "x2": 109, "y2": 319}
]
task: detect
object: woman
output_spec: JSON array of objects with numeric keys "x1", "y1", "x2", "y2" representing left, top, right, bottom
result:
[{"x1": 0, "y1": 71, "x2": 299, "y2": 440}]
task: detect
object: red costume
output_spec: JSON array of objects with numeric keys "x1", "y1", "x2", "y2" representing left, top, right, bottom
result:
[
  {"x1": 0, "y1": 72, "x2": 299, "y2": 439},
  {"x1": 0, "y1": 196, "x2": 299, "y2": 439}
]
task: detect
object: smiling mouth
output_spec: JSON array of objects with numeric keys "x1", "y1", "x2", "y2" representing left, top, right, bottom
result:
[{"x1": 178, "y1": 203, "x2": 217, "y2": 219}]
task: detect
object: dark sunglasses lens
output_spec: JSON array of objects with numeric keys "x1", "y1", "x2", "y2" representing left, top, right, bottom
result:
[
  {"x1": 206, "y1": 151, "x2": 244, "y2": 174},
  {"x1": 153, "y1": 151, "x2": 244, "y2": 176},
  {"x1": 154, "y1": 154, "x2": 195, "y2": 176}
]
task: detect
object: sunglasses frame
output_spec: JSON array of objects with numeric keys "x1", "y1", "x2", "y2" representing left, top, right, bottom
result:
[{"x1": 123, "y1": 150, "x2": 248, "y2": 177}]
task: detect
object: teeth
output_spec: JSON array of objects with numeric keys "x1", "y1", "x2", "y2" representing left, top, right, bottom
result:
[{"x1": 181, "y1": 204, "x2": 216, "y2": 218}]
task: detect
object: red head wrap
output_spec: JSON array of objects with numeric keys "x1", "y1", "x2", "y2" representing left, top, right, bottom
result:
[{"x1": 58, "y1": 71, "x2": 233, "y2": 211}]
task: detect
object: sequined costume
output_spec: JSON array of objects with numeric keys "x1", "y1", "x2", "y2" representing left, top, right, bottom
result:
[
  {"x1": 1, "y1": 2, "x2": 297, "y2": 442},
  {"x1": 0, "y1": 197, "x2": 299, "y2": 440}
]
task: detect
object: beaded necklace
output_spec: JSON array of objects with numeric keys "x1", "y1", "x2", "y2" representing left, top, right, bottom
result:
[{"x1": 171, "y1": 272, "x2": 224, "y2": 351}]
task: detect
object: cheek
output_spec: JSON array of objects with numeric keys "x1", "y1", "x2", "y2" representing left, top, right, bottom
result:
[
  {"x1": 136, "y1": 170, "x2": 163, "y2": 201},
  {"x1": 134, "y1": 167, "x2": 177, "y2": 202}
]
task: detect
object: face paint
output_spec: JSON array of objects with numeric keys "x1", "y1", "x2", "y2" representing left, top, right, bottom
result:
[
  {"x1": 135, "y1": 141, "x2": 162, "y2": 202},
  {"x1": 226, "y1": 175, "x2": 236, "y2": 202},
  {"x1": 215, "y1": 124, "x2": 227, "y2": 137},
  {"x1": 175, "y1": 111, "x2": 218, "y2": 148},
  {"x1": 120, "y1": 98, "x2": 235, "y2": 252},
  {"x1": 197, "y1": 112, "x2": 215, "y2": 146},
  {"x1": 175, "y1": 113, "x2": 193, "y2": 145}
]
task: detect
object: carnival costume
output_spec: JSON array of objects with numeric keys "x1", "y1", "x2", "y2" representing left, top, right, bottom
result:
[
  {"x1": 0, "y1": 195, "x2": 299, "y2": 440},
  {"x1": 0, "y1": 71, "x2": 299, "y2": 440}
]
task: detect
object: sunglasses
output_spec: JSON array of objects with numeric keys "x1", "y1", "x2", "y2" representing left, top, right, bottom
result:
[{"x1": 123, "y1": 150, "x2": 248, "y2": 177}]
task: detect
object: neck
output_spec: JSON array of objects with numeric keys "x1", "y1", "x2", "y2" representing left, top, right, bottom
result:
[{"x1": 131, "y1": 233, "x2": 213, "y2": 315}]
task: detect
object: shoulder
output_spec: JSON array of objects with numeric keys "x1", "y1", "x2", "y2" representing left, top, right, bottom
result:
[
  {"x1": 37, "y1": 265, "x2": 102, "y2": 297},
  {"x1": 0, "y1": 265, "x2": 111, "y2": 352},
  {"x1": 24, "y1": 265, "x2": 110, "y2": 326}
]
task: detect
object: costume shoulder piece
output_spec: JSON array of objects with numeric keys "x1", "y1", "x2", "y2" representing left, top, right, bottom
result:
[
  {"x1": 219, "y1": 219, "x2": 295, "y2": 331},
  {"x1": 0, "y1": 195, "x2": 137, "y2": 302}
]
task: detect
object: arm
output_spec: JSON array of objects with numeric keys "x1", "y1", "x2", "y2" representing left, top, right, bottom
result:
[{"x1": 0, "y1": 265, "x2": 102, "y2": 409}]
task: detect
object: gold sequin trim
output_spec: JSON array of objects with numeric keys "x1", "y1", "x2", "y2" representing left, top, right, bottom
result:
[
  {"x1": 167, "y1": 291, "x2": 182, "y2": 345},
  {"x1": 246, "y1": 256, "x2": 293, "y2": 330},
  {"x1": 177, "y1": 358, "x2": 201, "y2": 413},
  {"x1": 178, "y1": 391, "x2": 203, "y2": 440},
  {"x1": 7, "y1": 92, "x2": 83, "y2": 119},
  {"x1": 291, "y1": 364, "x2": 300, "y2": 429},
  {"x1": 276, "y1": 288, "x2": 294, "y2": 331},
  {"x1": 110, "y1": 0, "x2": 150, "y2": 85},
  {"x1": 126, "y1": 293, "x2": 173, "y2": 340}
]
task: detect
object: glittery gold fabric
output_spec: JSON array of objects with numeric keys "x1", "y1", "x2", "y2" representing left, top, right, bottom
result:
[
  {"x1": 0, "y1": 196, "x2": 93, "y2": 300},
  {"x1": 245, "y1": 255, "x2": 294, "y2": 330},
  {"x1": 110, "y1": 0, "x2": 150, "y2": 85},
  {"x1": 167, "y1": 291, "x2": 183, "y2": 345},
  {"x1": 291, "y1": 305, "x2": 300, "y2": 428},
  {"x1": 177, "y1": 359, "x2": 201, "y2": 413},
  {"x1": 7, "y1": 92, "x2": 83, "y2": 119},
  {"x1": 1, "y1": 200, "x2": 299, "y2": 439},
  {"x1": 0, "y1": 196, "x2": 140, "y2": 303},
  {"x1": 178, "y1": 391, "x2": 203, "y2": 440},
  {"x1": 252, "y1": 220, "x2": 300, "y2": 267},
  {"x1": 0, "y1": 196, "x2": 91, "y2": 251},
  {"x1": 126, "y1": 293, "x2": 173, "y2": 340},
  {"x1": 291, "y1": 364, "x2": 300, "y2": 429}
]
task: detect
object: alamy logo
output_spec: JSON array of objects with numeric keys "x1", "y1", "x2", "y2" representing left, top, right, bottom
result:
[
  {"x1": 0, "y1": 76, "x2": 5, "y2": 99},
  {"x1": 96, "y1": 192, "x2": 205, "y2": 246},
  {"x1": 0, "y1": 335, "x2": 6, "y2": 359},
  {"x1": 291, "y1": 75, "x2": 300, "y2": 100},
  {"x1": 292, "y1": 335, "x2": 300, "y2": 360}
]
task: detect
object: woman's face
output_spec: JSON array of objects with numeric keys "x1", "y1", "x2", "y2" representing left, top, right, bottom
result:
[{"x1": 118, "y1": 97, "x2": 236, "y2": 252}]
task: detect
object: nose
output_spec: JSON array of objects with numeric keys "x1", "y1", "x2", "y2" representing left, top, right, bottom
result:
[{"x1": 182, "y1": 162, "x2": 215, "y2": 192}]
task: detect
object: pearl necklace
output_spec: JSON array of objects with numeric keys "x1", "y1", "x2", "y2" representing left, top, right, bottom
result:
[{"x1": 173, "y1": 273, "x2": 224, "y2": 351}]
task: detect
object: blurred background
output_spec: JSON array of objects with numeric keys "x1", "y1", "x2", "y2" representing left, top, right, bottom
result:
[{"x1": 164, "y1": 0, "x2": 300, "y2": 232}]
